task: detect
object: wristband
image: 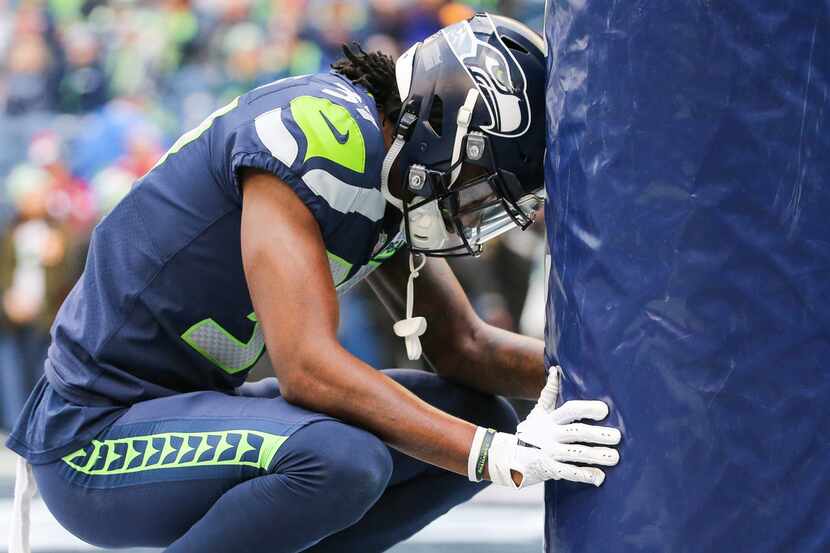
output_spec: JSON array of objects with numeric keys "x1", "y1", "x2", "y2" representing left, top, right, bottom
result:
[
  {"x1": 467, "y1": 427, "x2": 487, "y2": 482},
  {"x1": 475, "y1": 428, "x2": 497, "y2": 482}
]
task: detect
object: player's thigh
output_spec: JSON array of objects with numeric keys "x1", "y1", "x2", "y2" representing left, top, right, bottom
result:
[{"x1": 33, "y1": 390, "x2": 331, "y2": 548}]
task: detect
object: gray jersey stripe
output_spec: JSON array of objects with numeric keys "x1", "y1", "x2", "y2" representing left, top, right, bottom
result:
[{"x1": 302, "y1": 169, "x2": 385, "y2": 222}]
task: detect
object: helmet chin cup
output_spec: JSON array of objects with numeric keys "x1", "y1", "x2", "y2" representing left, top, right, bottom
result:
[{"x1": 408, "y1": 199, "x2": 449, "y2": 251}]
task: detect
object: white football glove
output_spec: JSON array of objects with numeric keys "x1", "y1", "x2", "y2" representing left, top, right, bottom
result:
[{"x1": 488, "y1": 368, "x2": 621, "y2": 488}]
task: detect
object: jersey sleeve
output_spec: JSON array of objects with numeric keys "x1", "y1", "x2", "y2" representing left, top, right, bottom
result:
[{"x1": 227, "y1": 90, "x2": 386, "y2": 242}]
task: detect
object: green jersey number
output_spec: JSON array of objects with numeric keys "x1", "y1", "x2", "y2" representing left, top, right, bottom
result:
[{"x1": 182, "y1": 312, "x2": 264, "y2": 375}]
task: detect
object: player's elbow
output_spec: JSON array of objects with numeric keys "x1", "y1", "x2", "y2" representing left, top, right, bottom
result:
[
  {"x1": 277, "y1": 378, "x2": 304, "y2": 405},
  {"x1": 277, "y1": 369, "x2": 315, "y2": 406},
  {"x1": 275, "y1": 358, "x2": 313, "y2": 405},
  {"x1": 273, "y1": 350, "x2": 330, "y2": 408}
]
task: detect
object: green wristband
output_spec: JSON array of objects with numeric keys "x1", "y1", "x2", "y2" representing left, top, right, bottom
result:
[{"x1": 475, "y1": 428, "x2": 497, "y2": 482}]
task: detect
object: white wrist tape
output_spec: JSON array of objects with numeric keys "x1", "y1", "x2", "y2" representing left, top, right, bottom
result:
[{"x1": 487, "y1": 432, "x2": 520, "y2": 488}]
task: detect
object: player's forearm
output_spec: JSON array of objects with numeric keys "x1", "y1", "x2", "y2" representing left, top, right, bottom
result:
[
  {"x1": 439, "y1": 321, "x2": 547, "y2": 400},
  {"x1": 367, "y1": 255, "x2": 546, "y2": 399},
  {"x1": 279, "y1": 344, "x2": 476, "y2": 477}
]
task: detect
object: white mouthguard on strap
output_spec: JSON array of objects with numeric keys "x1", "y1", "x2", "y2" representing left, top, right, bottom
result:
[{"x1": 393, "y1": 253, "x2": 428, "y2": 360}]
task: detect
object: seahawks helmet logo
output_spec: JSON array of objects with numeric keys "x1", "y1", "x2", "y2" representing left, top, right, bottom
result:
[{"x1": 442, "y1": 15, "x2": 531, "y2": 137}]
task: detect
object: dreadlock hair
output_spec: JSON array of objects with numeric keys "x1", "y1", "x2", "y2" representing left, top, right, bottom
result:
[{"x1": 331, "y1": 42, "x2": 402, "y2": 121}]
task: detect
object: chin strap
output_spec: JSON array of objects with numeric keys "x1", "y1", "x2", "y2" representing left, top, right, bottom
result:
[
  {"x1": 393, "y1": 252, "x2": 428, "y2": 360},
  {"x1": 380, "y1": 136, "x2": 406, "y2": 212},
  {"x1": 381, "y1": 114, "x2": 429, "y2": 361},
  {"x1": 449, "y1": 88, "x2": 480, "y2": 186},
  {"x1": 381, "y1": 89, "x2": 479, "y2": 360},
  {"x1": 9, "y1": 456, "x2": 35, "y2": 553}
]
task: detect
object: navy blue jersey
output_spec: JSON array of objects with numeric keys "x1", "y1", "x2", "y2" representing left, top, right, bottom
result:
[{"x1": 8, "y1": 72, "x2": 405, "y2": 462}]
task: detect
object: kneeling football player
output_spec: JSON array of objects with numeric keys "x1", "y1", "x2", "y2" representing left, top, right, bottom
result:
[{"x1": 8, "y1": 13, "x2": 620, "y2": 553}]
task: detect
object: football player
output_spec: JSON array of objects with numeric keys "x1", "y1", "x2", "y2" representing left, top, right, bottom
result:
[{"x1": 8, "y1": 13, "x2": 620, "y2": 553}]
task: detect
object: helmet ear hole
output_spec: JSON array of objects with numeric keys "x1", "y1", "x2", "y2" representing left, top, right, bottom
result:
[{"x1": 426, "y1": 95, "x2": 444, "y2": 137}]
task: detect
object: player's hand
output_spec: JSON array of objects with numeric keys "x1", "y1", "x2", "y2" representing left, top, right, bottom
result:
[
  {"x1": 516, "y1": 368, "x2": 621, "y2": 453},
  {"x1": 486, "y1": 430, "x2": 616, "y2": 488},
  {"x1": 489, "y1": 368, "x2": 621, "y2": 488}
]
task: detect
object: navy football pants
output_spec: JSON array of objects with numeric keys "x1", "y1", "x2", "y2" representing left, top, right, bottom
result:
[{"x1": 32, "y1": 369, "x2": 518, "y2": 552}]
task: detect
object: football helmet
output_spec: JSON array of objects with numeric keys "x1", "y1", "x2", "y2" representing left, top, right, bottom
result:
[{"x1": 381, "y1": 13, "x2": 547, "y2": 256}]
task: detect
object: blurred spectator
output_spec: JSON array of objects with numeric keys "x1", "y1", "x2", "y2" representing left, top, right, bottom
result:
[
  {"x1": 3, "y1": 22, "x2": 56, "y2": 114},
  {"x1": 0, "y1": 164, "x2": 77, "y2": 430},
  {"x1": 56, "y1": 22, "x2": 108, "y2": 113}
]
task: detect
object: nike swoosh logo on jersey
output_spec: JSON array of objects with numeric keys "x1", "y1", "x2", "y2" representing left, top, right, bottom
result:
[{"x1": 321, "y1": 111, "x2": 350, "y2": 144}]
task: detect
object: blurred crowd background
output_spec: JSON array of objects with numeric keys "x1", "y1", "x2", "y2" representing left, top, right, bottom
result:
[{"x1": 0, "y1": 0, "x2": 547, "y2": 431}]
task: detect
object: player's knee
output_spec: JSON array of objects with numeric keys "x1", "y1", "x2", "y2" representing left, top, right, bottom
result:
[
  {"x1": 323, "y1": 425, "x2": 392, "y2": 510},
  {"x1": 280, "y1": 420, "x2": 392, "y2": 518}
]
